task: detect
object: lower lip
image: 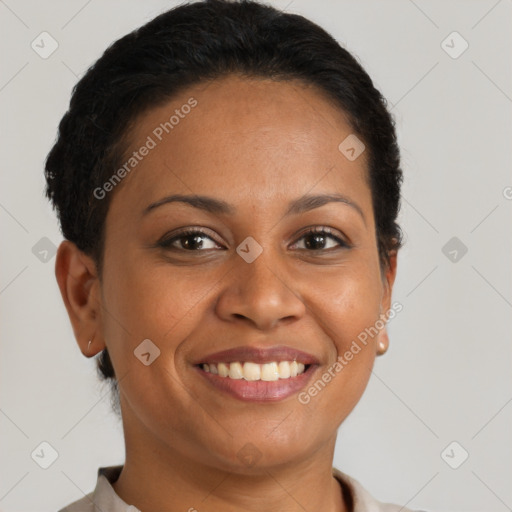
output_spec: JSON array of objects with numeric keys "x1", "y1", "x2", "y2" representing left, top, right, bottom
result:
[{"x1": 195, "y1": 365, "x2": 317, "y2": 402}]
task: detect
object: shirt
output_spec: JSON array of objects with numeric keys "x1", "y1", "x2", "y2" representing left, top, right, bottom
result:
[{"x1": 58, "y1": 465, "x2": 427, "y2": 512}]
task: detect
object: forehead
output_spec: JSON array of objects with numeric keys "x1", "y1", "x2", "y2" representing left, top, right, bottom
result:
[{"x1": 108, "y1": 74, "x2": 371, "y2": 220}]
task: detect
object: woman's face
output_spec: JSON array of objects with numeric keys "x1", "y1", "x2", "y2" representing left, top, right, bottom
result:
[{"x1": 94, "y1": 74, "x2": 396, "y2": 471}]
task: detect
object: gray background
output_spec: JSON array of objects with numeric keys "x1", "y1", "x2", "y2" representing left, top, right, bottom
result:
[{"x1": 1, "y1": 1, "x2": 511, "y2": 511}]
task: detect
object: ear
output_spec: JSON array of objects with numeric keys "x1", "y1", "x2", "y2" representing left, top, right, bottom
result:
[
  {"x1": 55, "y1": 240, "x2": 105, "y2": 358},
  {"x1": 376, "y1": 249, "x2": 398, "y2": 356}
]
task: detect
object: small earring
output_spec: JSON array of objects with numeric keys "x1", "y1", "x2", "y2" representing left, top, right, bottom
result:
[
  {"x1": 377, "y1": 339, "x2": 387, "y2": 354},
  {"x1": 87, "y1": 334, "x2": 94, "y2": 355},
  {"x1": 376, "y1": 330, "x2": 389, "y2": 356}
]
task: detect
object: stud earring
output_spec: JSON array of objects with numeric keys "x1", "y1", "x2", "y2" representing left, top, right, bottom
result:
[
  {"x1": 376, "y1": 330, "x2": 389, "y2": 356},
  {"x1": 377, "y1": 339, "x2": 387, "y2": 355}
]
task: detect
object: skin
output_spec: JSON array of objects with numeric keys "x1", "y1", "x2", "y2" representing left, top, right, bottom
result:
[{"x1": 56, "y1": 74, "x2": 397, "y2": 512}]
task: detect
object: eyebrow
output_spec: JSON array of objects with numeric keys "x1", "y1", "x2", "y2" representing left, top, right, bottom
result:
[{"x1": 141, "y1": 193, "x2": 366, "y2": 224}]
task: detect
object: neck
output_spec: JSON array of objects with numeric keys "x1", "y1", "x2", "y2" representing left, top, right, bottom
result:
[{"x1": 112, "y1": 415, "x2": 347, "y2": 512}]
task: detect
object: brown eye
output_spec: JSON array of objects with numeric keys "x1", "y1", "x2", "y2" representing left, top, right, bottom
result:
[
  {"x1": 158, "y1": 229, "x2": 222, "y2": 251},
  {"x1": 291, "y1": 227, "x2": 348, "y2": 251}
]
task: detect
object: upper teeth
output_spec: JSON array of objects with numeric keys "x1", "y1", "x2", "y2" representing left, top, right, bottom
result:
[{"x1": 202, "y1": 361, "x2": 306, "y2": 380}]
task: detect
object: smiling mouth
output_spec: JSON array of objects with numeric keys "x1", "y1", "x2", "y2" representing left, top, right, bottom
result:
[{"x1": 197, "y1": 361, "x2": 310, "y2": 381}]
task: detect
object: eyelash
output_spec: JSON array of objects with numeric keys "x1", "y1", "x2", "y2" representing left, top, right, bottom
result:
[{"x1": 157, "y1": 226, "x2": 349, "y2": 252}]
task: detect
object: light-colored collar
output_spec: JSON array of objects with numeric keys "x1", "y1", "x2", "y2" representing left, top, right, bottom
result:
[
  {"x1": 332, "y1": 467, "x2": 418, "y2": 512},
  {"x1": 59, "y1": 465, "x2": 417, "y2": 512}
]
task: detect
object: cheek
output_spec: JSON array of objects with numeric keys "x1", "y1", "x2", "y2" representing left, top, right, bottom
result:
[
  {"x1": 100, "y1": 251, "x2": 224, "y2": 370},
  {"x1": 99, "y1": 256, "x2": 213, "y2": 415},
  {"x1": 298, "y1": 266, "x2": 381, "y2": 418},
  {"x1": 306, "y1": 261, "x2": 382, "y2": 345}
]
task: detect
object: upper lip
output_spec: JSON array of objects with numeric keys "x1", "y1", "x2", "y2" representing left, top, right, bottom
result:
[{"x1": 194, "y1": 345, "x2": 320, "y2": 365}]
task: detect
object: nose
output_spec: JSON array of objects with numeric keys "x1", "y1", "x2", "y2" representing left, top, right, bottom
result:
[{"x1": 215, "y1": 253, "x2": 306, "y2": 331}]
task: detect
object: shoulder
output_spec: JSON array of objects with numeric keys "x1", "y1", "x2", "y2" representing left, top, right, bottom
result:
[
  {"x1": 57, "y1": 465, "x2": 129, "y2": 512},
  {"x1": 57, "y1": 492, "x2": 95, "y2": 512},
  {"x1": 333, "y1": 467, "x2": 431, "y2": 512}
]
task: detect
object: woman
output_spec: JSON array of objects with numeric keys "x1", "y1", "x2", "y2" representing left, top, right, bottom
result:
[{"x1": 47, "y1": 1, "x2": 421, "y2": 510}]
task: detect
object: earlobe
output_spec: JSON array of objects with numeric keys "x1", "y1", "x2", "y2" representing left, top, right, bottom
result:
[{"x1": 55, "y1": 240, "x2": 104, "y2": 357}]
